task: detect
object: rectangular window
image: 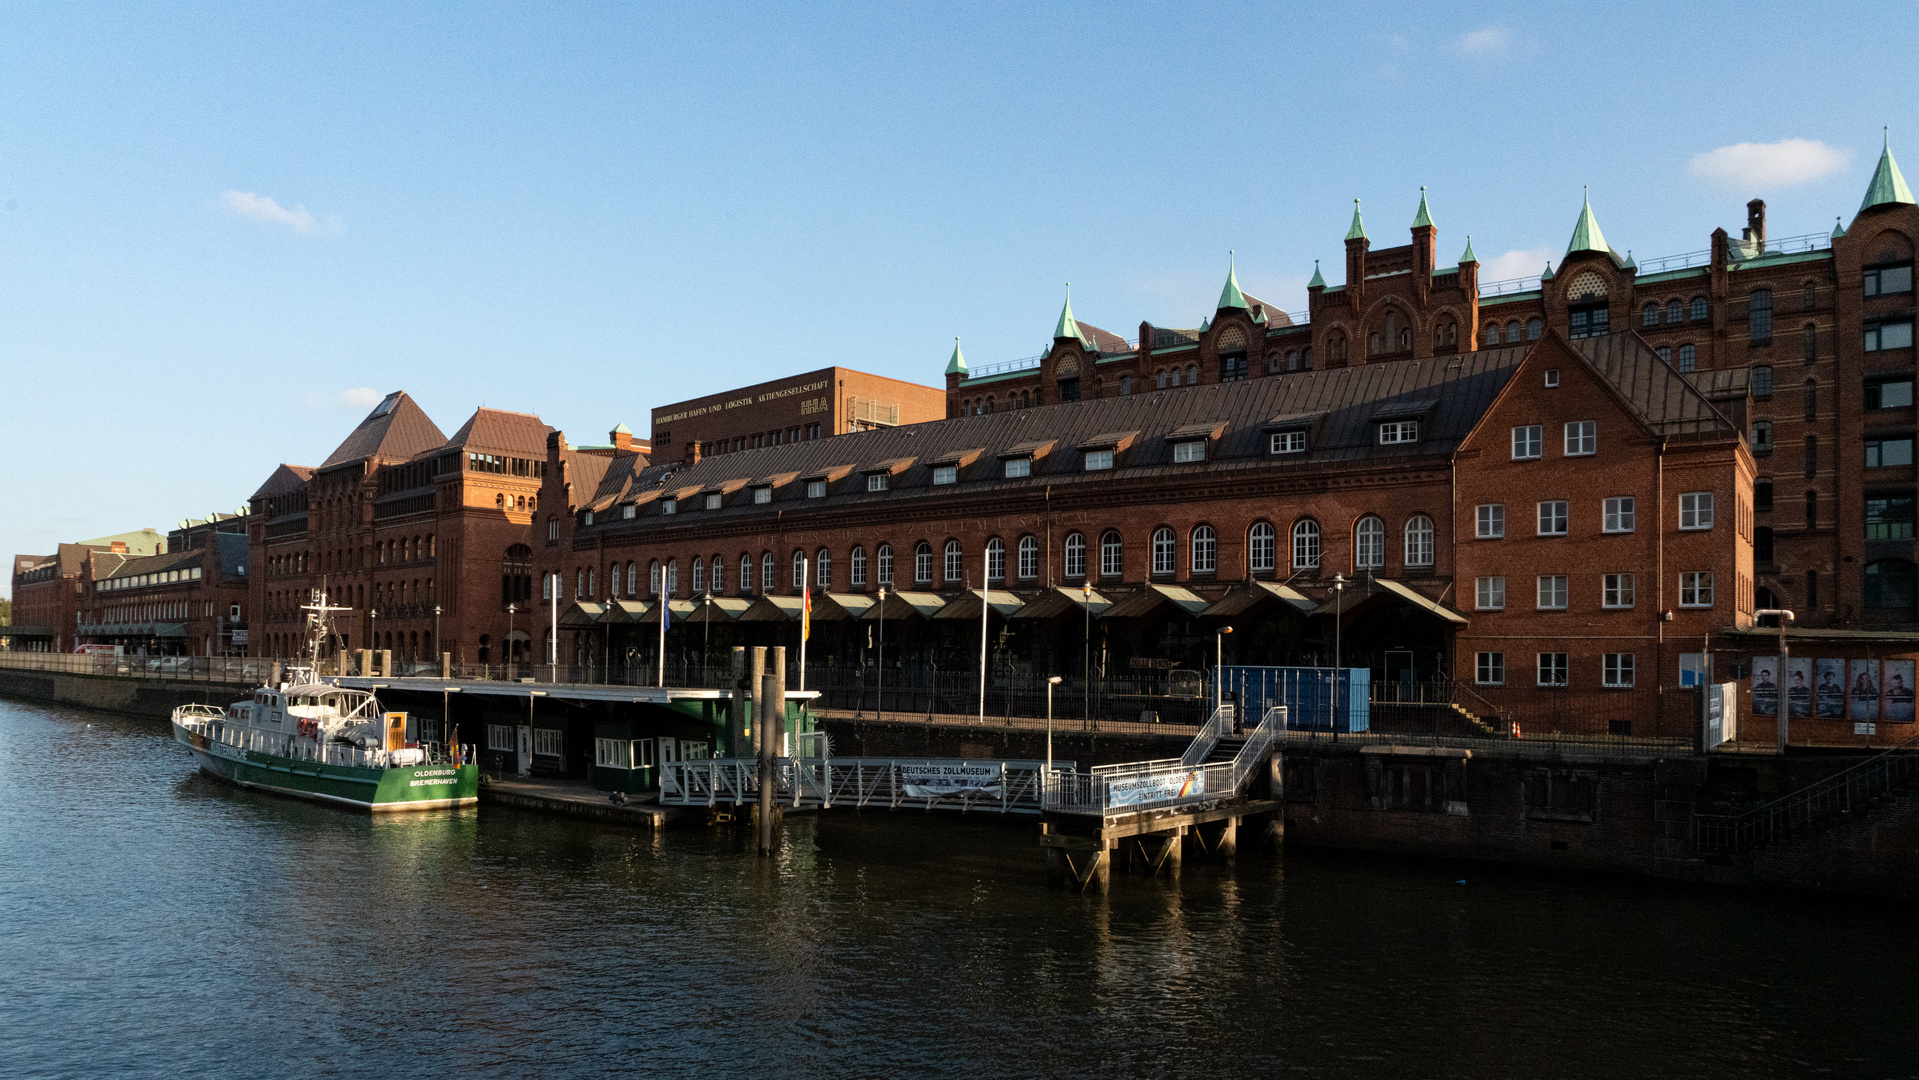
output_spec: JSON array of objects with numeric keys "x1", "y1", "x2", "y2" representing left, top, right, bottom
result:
[
  {"x1": 1866, "y1": 438, "x2": 1914, "y2": 468},
  {"x1": 661, "y1": 499, "x2": 677, "y2": 515},
  {"x1": 933, "y1": 465, "x2": 958, "y2": 485},
  {"x1": 594, "y1": 738, "x2": 632, "y2": 769},
  {"x1": 1679, "y1": 492, "x2": 1714, "y2": 529},
  {"x1": 1866, "y1": 379, "x2": 1915, "y2": 409},
  {"x1": 1864, "y1": 264, "x2": 1914, "y2": 297},
  {"x1": 1680, "y1": 571, "x2": 1714, "y2": 607},
  {"x1": 487, "y1": 724, "x2": 515, "y2": 751},
  {"x1": 1751, "y1": 421, "x2": 1773, "y2": 453},
  {"x1": 1602, "y1": 653, "x2": 1635, "y2": 688},
  {"x1": 1536, "y1": 575, "x2": 1569, "y2": 609},
  {"x1": 1172, "y1": 440, "x2": 1207, "y2": 462},
  {"x1": 1865, "y1": 496, "x2": 1916, "y2": 540},
  {"x1": 1865, "y1": 321, "x2": 1915, "y2": 351},
  {"x1": 754, "y1": 486, "x2": 772, "y2": 504},
  {"x1": 806, "y1": 480, "x2": 827, "y2": 498},
  {"x1": 1475, "y1": 576, "x2": 1505, "y2": 610},
  {"x1": 1476, "y1": 503, "x2": 1505, "y2": 539},
  {"x1": 1564, "y1": 420, "x2": 1597, "y2": 456},
  {"x1": 1084, "y1": 449, "x2": 1114, "y2": 471},
  {"x1": 1603, "y1": 572, "x2": 1635, "y2": 608},
  {"x1": 1476, "y1": 652, "x2": 1505, "y2": 685},
  {"x1": 1603, "y1": 496, "x2": 1636, "y2": 533},
  {"x1": 1537, "y1": 653, "x2": 1569, "y2": 686},
  {"x1": 867, "y1": 473, "x2": 889, "y2": 492},
  {"x1": 1806, "y1": 436, "x2": 1819, "y2": 478},
  {"x1": 1537, "y1": 500, "x2": 1569, "y2": 536},
  {"x1": 1512, "y1": 425, "x2": 1543, "y2": 460},
  {"x1": 704, "y1": 493, "x2": 721, "y2": 510},
  {"x1": 1751, "y1": 365, "x2": 1773, "y2": 397},
  {"x1": 1004, "y1": 457, "x2": 1032, "y2": 478},
  {"x1": 1377, "y1": 421, "x2": 1419, "y2": 445},
  {"x1": 1269, "y1": 431, "x2": 1307, "y2": 454}
]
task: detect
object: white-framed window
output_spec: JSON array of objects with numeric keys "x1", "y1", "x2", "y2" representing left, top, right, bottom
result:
[
  {"x1": 740, "y1": 554, "x2": 754, "y2": 594},
  {"x1": 944, "y1": 540, "x2": 963, "y2": 581},
  {"x1": 594, "y1": 738, "x2": 633, "y2": 769},
  {"x1": 1603, "y1": 496, "x2": 1635, "y2": 533},
  {"x1": 487, "y1": 724, "x2": 515, "y2": 751},
  {"x1": 533, "y1": 728, "x2": 564, "y2": 757},
  {"x1": 1292, "y1": 520, "x2": 1320, "y2": 569},
  {"x1": 1537, "y1": 653, "x2": 1569, "y2": 686},
  {"x1": 1603, "y1": 653, "x2": 1635, "y2": 688},
  {"x1": 1249, "y1": 523, "x2": 1276, "y2": 573},
  {"x1": 1404, "y1": 515, "x2": 1434, "y2": 567},
  {"x1": 914, "y1": 543, "x2": 933, "y2": 584},
  {"x1": 816, "y1": 549, "x2": 831, "y2": 589},
  {"x1": 877, "y1": 544, "x2": 894, "y2": 584},
  {"x1": 710, "y1": 555, "x2": 724, "y2": 594},
  {"x1": 1151, "y1": 528, "x2": 1176, "y2": 575},
  {"x1": 762, "y1": 553, "x2": 775, "y2": 592},
  {"x1": 1476, "y1": 652, "x2": 1505, "y2": 685},
  {"x1": 792, "y1": 551, "x2": 805, "y2": 589},
  {"x1": 1270, "y1": 431, "x2": 1307, "y2": 454},
  {"x1": 1545, "y1": 368, "x2": 1561, "y2": 388},
  {"x1": 634, "y1": 739, "x2": 656, "y2": 768},
  {"x1": 666, "y1": 560, "x2": 679, "y2": 596},
  {"x1": 1017, "y1": 535, "x2": 1039, "y2": 579},
  {"x1": 662, "y1": 499, "x2": 677, "y2": 515},
  {"x1": 1064, "y1": 533, "x2": 1087, "y2": 578},
  {"x1": 867, "y1": 473, "x2": 890, "y2": 492},
  {"x1": 1679, "y1": 492, "x2": 1714, "y2": 530},
  {"x1": 547, "y1": 517, "x2": 559, "y2": 539},
  {"x1": 1537, "y1": 500, "x2": 1569, "y2": 536},
  {"x1": 1864, "y1": 321, "x2": 1915, "y2": 352},
  {"x1": 692, "y1": 557, "x2": 705, "y2": 593},
  {"x1": 1564, "y1": 420, "x2": 1596, "y2": 456},
  {"x1": 933, "y1": 465, "x2": 958, "y2": 485},
  {"x1": 1537, "y1": 575, "x2": 1569, "y2": 609},
  {"x1": 1099, "y1": 531, "x2": 1124, "y2": 577},
  {"x1": 984, "y1": 538, "x2": 1005, "y2": 582},
  {"x1": 1084, "y1": 449, "x2": 1114, "y2": 471},
  {"x1": 850, "y1": 546, "x2": 867, "y2": 587},
  {"x1": 1603, "y1": 573, "x2": 1635, "y2": 608},
  {"x1": 1378, "y1": 420, "x2": 1419, "y2": 445},
  {"x1": 754, "y1": 486, "x2": 772, "y2": 504},
  {"x1": 622, "y1": 504, "x2": 636, "y2": 519},
  {"x1": 1477, "y1": 503, "x2": 1505, "y2": 539},
  {"x1": 1190, "y1": 526, "x2": 1217, "y2": 573},
  {"x1": 1476, "y1": 576, "x2": 1506, "y2": 610},
  {"x1": 806, "y1": 480, "x2": 827, "y2": 498},
  {"x1": 1173, "y1": 440, "x2": 1207, "y2": 463},
  {"x1": 1004, "y1": 457, "x2": 1032, "y2": 478},
  {"x1": 1680, "y1": 571, "x2": 1714, "y2": 607},
  {"x1": 704, "y1": 493, "x2": 721, "y2": 510},
  {"x1": 1354, "y1": 516, "x2": 1385, "y2": 569},
  {"x1": 583, "y1": 510, "x2": 594, "y2": 525},
  {"x1": 1512, "y1": 425, "x2": 1543, "y2": 460}
]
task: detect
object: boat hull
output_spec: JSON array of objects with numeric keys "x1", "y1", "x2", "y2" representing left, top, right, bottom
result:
[{"x1": 173, "y1": 721, "x2": 478, "y2": 811}]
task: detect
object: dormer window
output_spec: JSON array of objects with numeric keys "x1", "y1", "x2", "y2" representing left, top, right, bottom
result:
[
  {"x1": 933, "y1": 466, "x2": 958, "y2": 485},
  {"x1": 754, "y1": 486, "x2": 772, "y2": 504},
  {"x1": 1378, "y1": 421, "x2": 1419, "y2": 445},
  {"x1": 662, "y1": 499, "x2": 677, "y2": 515},
  {"x1": 1084, "y1": 449, "x2": 1113, "y2": 471},
  {"x1": 704, "y1": 493, "x2": 722, "y2": 510},
  {"x1": 867, "y1": 473, "x2": 889, "y2": 492},
  {"x1": 1270, "y1": 431, "x2": 1307, "y2": 454},
  {"x1": 1172, "y1": 440, "x2": 1206, "y2": 463},
  {"x1": 584, "y1": 510, "x2": 594, "y2": 525},
  {"x1": 1004, "y1": 458, "x2": 1031, "y2": 479},
  {"x1": 622, "y1": 504, "x2": 636, "y2": 520},
  {"x1": 806, "y1": 480, "x2": 826, "y2": 498}
]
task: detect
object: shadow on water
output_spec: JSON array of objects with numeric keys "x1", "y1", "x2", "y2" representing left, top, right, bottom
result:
[{"x1": 1, "y1": 697, "x2": 1916, "y2": 1080}]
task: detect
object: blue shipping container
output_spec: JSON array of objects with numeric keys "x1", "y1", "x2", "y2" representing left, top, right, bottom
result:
[{"x1": 1217, "y1": 666, "x2": 1370, "y2": 732}]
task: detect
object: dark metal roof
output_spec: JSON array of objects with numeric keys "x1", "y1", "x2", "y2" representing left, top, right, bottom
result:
[
  {"x1": 1572, "y1": 334, "x2": 1739, "y2": 440},
  {"x1": 440, "y1": 408, "x2": 554, "y2": 456},
  {"x1": 319, "y1": 392, "x2": 447, "y2": 470},
  {"x1": 248, "y1": 464, "x2": 315, "y2": 501}
]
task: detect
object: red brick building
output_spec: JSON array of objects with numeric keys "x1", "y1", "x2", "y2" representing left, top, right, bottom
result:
[
  {"x1": 653, "y1": 366, "x2": 946, "y2": 464},
  {"x1": 9, "y1": 530, "x2": 165, "y2": 652},
  {"x1": 77, "y1": 533, "x2": 251, "y2": 656}
]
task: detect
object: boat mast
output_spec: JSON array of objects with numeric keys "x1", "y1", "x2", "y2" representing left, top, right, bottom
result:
[{"x1": 302, "y1": 580, "x2": 355, "y2": 676}]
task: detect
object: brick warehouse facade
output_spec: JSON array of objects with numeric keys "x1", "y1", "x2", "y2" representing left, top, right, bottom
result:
[{"x1": 651, "y1": 366, "x2": 946, "y2": 464}]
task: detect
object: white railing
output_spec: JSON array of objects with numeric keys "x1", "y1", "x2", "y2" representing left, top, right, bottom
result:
[
  {"x1": 1043, "y1": 706, "x2": 1285, "y2": 819},
  {"x1": 659, "y1": 757, "x2": 1065, "y2": 815},
  {"x1": 176, "y1": 712, "x2": 465, "y2": 769},
  {"x1": 1179, "y1": 705, "x2": 1234, "y2": 767}
]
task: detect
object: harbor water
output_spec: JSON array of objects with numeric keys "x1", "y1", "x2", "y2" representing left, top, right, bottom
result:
[{"x1": 1, "y1": 697, "x2": 1915, "y2": 1079}]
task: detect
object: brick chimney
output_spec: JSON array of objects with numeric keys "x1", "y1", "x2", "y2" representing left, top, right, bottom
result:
[{"x1": 1745, "y1": 199, "x2": 1767, "y2": 249}]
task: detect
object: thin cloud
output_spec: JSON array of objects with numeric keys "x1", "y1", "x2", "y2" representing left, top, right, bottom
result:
[
  {"x1": 220, "y1": 189, "x2": 322, "y2": 233},
  {"x1": 339, "y1": 387, "x2": 383, "y2": 409},
  {"x1": 1459, "y1": 26, "x2": 1512, "y2": 56},
  {"x1": 1479, "y1": 247, "x2": 1554, "y2": 284},
  {"x1": 1689, "y1": 139, "x2": 1848, "y2": 188}
]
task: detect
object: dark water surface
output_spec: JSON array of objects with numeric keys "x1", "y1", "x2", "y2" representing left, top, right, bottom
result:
[{"x1": 1, "y1": 697, "x2": 1914, "y2": 1080}]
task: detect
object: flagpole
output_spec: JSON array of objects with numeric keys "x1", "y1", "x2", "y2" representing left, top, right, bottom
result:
[
  {"x1": 549, "y1": 572, "x2": 557, "y2": 683},
  {"x1": 657, "y1": 564, "x2": 666, "y2": 688},
  {"x1": 978, "y1": 546, "x2": 988, "y2": 726},
  {"x1": 800, "y1": 557, "x2": 809, "y2": 695}
]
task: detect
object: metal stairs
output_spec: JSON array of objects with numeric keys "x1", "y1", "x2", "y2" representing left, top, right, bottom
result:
[{"x1": 1695, "y1": 733, "x2": 1919, "y2": 856}]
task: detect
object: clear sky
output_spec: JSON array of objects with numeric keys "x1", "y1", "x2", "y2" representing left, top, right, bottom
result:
[{"x1": 5, "y1": 2, "x2": 1917, "y2": 595}]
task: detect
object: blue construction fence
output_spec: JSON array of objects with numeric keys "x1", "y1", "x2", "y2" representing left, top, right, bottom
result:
[{"x1": 1217, "y1": 666, "x2": 1371, "y2": 733}]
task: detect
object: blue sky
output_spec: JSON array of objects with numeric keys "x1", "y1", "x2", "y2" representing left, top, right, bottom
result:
[{"x1": 5, "y1": 2, "x2": 1916, "y2": 594}]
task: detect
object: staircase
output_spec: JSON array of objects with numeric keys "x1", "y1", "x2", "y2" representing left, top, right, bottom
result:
[{"x1": 1695, "y1": 734, "x2": 1919, "y2": 856}]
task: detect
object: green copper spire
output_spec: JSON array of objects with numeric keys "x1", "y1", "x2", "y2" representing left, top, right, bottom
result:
[
  {"x1": 1621, "y1": 249, "x2": 1637, "y2": 270},
  {"x1": 611, "y1": 421, "x2": 632, "y2": 435},
  {"x1": 1052, "y1": 284, "x2": 1087, "y2": 345},
  {"x1": 1217, "y1": 251, "x2": 1248, "y2": 310},
  {"x1": 1859, "y1": 130, "x2": 1915, "y2": 212},
  {"x1": 945, "y1": 337, "x2": 967, "y2": 376},
  {"x1": 1459, "y1": 236, "x2": 1477, "y2": 264},
  {"x1": 1541, "y1": 261, "x2": 1556, "y2": 282},
  {"x1": 1345, "y1": 199, "x2": 1368, "y2": 241},
  {"x1": 1566, "y1": 187, "x2": 1611, "y2": 255},
  {"x1": 1832, "y1": 215, "x2": 1847, "y2": 240},
  {"x1": 1307, "y1": 259, "x2": 1326, "y2": 289},
  {"x1": 1411, "y1": 187, "x2": 1435, "y2": 229}
]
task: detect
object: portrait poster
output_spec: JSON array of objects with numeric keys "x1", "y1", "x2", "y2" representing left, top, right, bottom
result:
[
  {"x1": 1849, "y1": 660, "x2": 1880, "y2": 722},
  {"x1": 1815, "y1": 659, "x2": 1847, "y2": 718},
  {"x1": 1750, "y1": 658, "x2": 1779, "y2": 716},
  {"x1": 1786, "y1": 657, "x2": 1814, "y2": 718},
  {"x1": 1884, "y1": 660, "x2": 1916, "y2": 722}
]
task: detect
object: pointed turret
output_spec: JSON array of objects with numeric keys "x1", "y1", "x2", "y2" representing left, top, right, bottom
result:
[
  {"x1": 1833, "y1": 216, "x2": 1847, "y2": 240},
  {"x1": 1859, "y1": 131, "x2": 1915, "y2": 212},
  {"x1": 1308, "y1": 259, "x2": 1326, "y2": 288},
  {"x1": 1053, "y1": 285, "x2": 1088, "y2": 347},
  {"x1": 1541, "y1": 261, "x2": 1556, "y2": 282},
  {"x1": 1411, "y1": 187, "x2": 1435, "y2": 229},
  {"x1": 945, "y1": 337, "x2": 967, "y2": 376},
  {"x1": 1566, "y1": 188, "x2": 1611, "y2": 255},
  {"x1": 1345, "y1": 199, "x2": 1368, "y2": 241},
  {"x1": 1217, "y1": 252, "x2": 1248, "y2": 311},
  {"x1": 1459, "y1": 236, "x2": 1477, "y2": 264}
]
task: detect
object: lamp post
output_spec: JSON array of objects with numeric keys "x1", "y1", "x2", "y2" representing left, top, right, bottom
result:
[
  {"x1": 369, "y1": 608, "x2": 378, "y2": 675},
  {"x1": 1332, "y1": 573, "x2": 1346, "y2": 732},
  {"x1": 1215, "y1": 625, "x2": 1234, "y2": 710},
  {"x1": 1082, "y1": 581, "x2": 1092, "y2": 732},
  {"x1": 876, "y1": 586, "x2": 887, "y2": 721},
  {"x1": 507, "y1": 603, "x2": 517, "y2": 677},
  {"x1": 1046, "y1": 675, "x2": 1063, "y2": 773},
  {"x1": 433, "y1": 604, "x2": 442, "y2": 670},
  {"x1": 1756, "y1": 608, "x2": 1795, "y2": 751}
]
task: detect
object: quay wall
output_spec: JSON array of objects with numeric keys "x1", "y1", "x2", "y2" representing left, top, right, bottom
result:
[{"x1": 0, "y1": 668, "x2": 244, "y2": 719}]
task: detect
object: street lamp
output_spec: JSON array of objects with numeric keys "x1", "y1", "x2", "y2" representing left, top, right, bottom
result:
[
  {"x1": 433, "y1": 604, "x2": 442, "y2": 670},
  {"x1": 369, "y1": 608, "x2": 379, "y2": 675},
  {"x1": 1046, "y1": 675, "x2": 1063, "y2": 773},
  {"x1": 876, "y1": 585, "x2": 887, "y2": 721},
  {"x1": 1083, "y1": 581, "x2": 1092, "y2": 732},
  {"x1": 507, "y1": 603, "x2": 517, "y2": 676},
  {"x1": 1332, "y1": 573, "x2": 1347, "y2": 732},
  {"x1": 1215, "y1": 625, "x2": 1234, "y2": 711},
  {"x1": 1756, "y1": 608, "x2": 1795, "y2": 751}
]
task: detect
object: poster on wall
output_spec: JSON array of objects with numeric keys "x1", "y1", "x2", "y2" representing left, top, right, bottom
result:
[
  {"x1": 1786, "y1": 657, "x2": 1815, "y2": 718},
  {"x1": 1885, "y1": 660, "x2": 1916, "y2": 722},
  {"x1": 1751, "y1": 658, "x2": 1779, "y2": 716},
  {"x1": 1849, "y1": 660, "x2": 1881, "y2": 722},
  {"x1": 1815, "y1": 659, "x2": 1847, "y2": 718}
]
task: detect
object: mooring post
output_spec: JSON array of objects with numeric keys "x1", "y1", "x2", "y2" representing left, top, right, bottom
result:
[
  {"x1": 758, "y1": 646, "x2": 786, "y2": 855},
  {"x1": 750, "y1": 647, "x2": 767, "y2": 755},
  {"x1": 729, "y1": 646, "x2": 748, "y2": 758}
]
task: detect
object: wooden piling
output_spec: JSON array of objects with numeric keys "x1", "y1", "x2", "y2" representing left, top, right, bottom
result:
[
  {"x1": 728, "y1": 646, "x2": 748, "y2": 758},
  {"x1": 758, "y1": 646, "x2": 785, "y2": 855}
]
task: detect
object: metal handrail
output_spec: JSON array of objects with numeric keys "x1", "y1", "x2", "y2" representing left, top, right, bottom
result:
[{"x1": 1694, "y1": 733, "x2": 1919, "y2": 855}]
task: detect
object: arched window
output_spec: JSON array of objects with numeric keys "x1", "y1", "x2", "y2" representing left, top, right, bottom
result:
[
  {"x1": 1064, "y1": 532, "x2": 1086, "y2": 578},
  {"x1": 1185, "y1": 364, "x2": 1198, "y2": 385},
  {"x1": 647, "y1": 559, "x2": 660, "y2": 598},
  {"x1": 710, "y1": 553, "x2": 724, "y2": 594},
  {"x1": 815, "y1": 548, "x2": 831, "y2": 589},
  {"x1": 626, "y1": 561, "x2": 636, "y2": 597},
  {"x1": 1677, "y1": 344, "x2": 1696, "y2": 372},
  {"x1": 1865, "y1": 559, "x2": 1917, "y2": 610},
  {"x1": 1506, "y1": 320, "x2": 1521, "y2": 343},
  {"x1": 1354, "y1": 516, "x2": 1385, "y2": 569},
  {"x1": 1643, "y1": 303, "x2": 1660, "y2": 327},
  {"x1": 1190, "y1": 525, "x2": 1216, "y2": 573},
  {"x1": 792, "y1": 550, "x2": 805, "y2": 590},
  {"x1": 1302, "y1": 346, "x2": 1313, "y2": 369},
  {"x1": 1804, "y1": 280, "x2": 1817, "y2": 308},
  {"x1": 1404, "y1": 515, "x2": 1435, "y2": 567},
  {"x1": 666, "y1": 559, "x2": 678, "y2": 597},
  {"x1": 1803, "y1": 323, "x2": 1818, "y2": 364},
  {"x1": 1691, "y1": 296, "x2": 1708, "y2": 321},
  {"x1": 1483, "y1": 323, "x2": 1499, "y2": 346},
  {"x1": 691, "y1": 557, "x2": 704, "y2": 594},
  {"x1": 1100, "y1": 531, "x2": 1123, "y2": 578},
  {"x1": 1017, "y1": 535, "x2": 1039, "y2": 579},
  {"x1": 1527, "y1": 317, "x2": 1541, "y2": 340},
  {"x1": 915, "y1": 542, "x2": 933, "y2": 584},
  {"x1": 1286, "y1": 349, "x2": 1300, "y2": 371},
  {"x1": 1749, "y1": 288, "x2": 1773, "y2": 343},
  {"x1": 1249, "y1": 522, "x2": 1276, "y2": 573},
  {"x1": 985, "y1": 537, "x2": 1005, "y2": 582},
  {"x1": 1369, "y1": 332, "x2": 1381, "y2": 356},
  {"x1": 1292, "y1": 520, "x2": 1321, "y2": 570},
  {"x1": 762, "y1": 552, "x2": 775, "y2": 593},
  {"x1": 1668, "y1": 299, "x2": 1684, "y2": 323},
  {"x1": 1151, "y1": 527, "x2": 1176, "y2": 575},
  {"x1": 944, "y1": 540, "x2": 963, "y2": 582},
  {"x1": 850, "y1": 545, "x2": 868, "y2": 587},
  {"x1": 1399, "y1": 326, "x2": 1411, "y2": 351},
  {"x1": 501, "y1": 544, "x2": 532, "y2": 608},
  {"x1": 1156, "y1": 369, "x2": 1168, "y2": 389},
  {"x1": 1326, "y1": 331, "x2": 1345, "y2": 364},
  {"x1": 587, "y1": 567, "x2": 595, "y2": 598},
  {"x1": 740, "y1": 554, "x2": 754, "y2": 595},
  {"x1": 877, "y1": 543, "x2": 894, "y2": 585},
  {"x1": 1120, "y1": 375, "x2": 1132, "y2": 395}
]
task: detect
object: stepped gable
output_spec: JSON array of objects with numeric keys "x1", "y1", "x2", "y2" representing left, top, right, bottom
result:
[
  {"x1": 319, "y1": 391, "x2": 446, "y2": 469},
  {"x1": 441, "y1": 407, "x2": 553, "y2": 455},
  {"x1": 248, "y1": 464, "x2": 315, "y2": 501}
]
